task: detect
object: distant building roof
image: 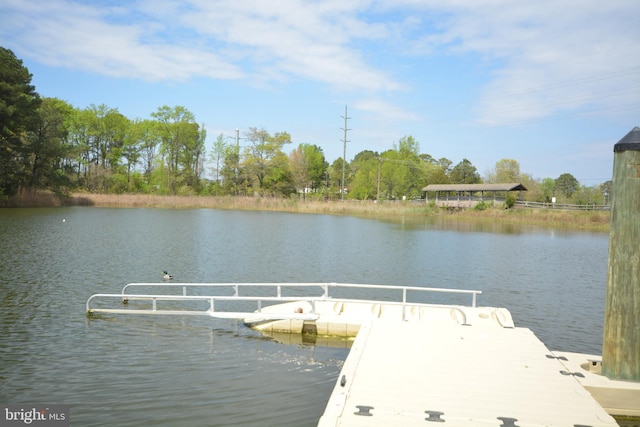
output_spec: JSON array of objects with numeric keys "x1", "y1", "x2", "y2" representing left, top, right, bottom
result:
[{"x1": 422, "y1": 183, "x2": 528, "y2": 192}]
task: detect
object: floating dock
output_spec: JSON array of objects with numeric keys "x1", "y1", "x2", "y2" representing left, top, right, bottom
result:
[
  {"x1": 319, "y1": 318, "x2": 619, "y2": 427},
  {"x1": 86, "y1": 282, "x2": 640, "y2": 425}
]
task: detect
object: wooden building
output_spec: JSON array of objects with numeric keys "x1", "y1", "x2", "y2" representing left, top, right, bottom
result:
[{"x1": 423, "y1": 183, "x2": 528, "y2": 207}]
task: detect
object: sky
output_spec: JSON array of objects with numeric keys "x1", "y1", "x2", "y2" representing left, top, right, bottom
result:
[{"x1": 1, "y1": 0, "x2": 639, "y2": 185}]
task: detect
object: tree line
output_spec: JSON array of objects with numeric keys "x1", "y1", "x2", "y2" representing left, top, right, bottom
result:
[{"x1": 1, "y1": 47, "x2": 609, "y2": 205}]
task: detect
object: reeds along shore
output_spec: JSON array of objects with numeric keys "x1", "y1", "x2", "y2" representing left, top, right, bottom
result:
[{"x1": 1, "y1": 191, "x2": 610, "y2": 232}]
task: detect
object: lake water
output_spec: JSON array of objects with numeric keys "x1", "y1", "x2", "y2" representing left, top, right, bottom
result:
[{"x1": 0, "y1": 207, "x2": 611, "y2": 426}]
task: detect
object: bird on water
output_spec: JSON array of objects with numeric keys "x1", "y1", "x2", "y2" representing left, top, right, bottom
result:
[{"x1": 162, "y1": 271, "x2": 173, "y2": 280}]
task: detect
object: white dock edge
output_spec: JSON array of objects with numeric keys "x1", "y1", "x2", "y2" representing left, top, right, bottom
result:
[
  {"x1": 319, "y1": 318, "x2": 619, "y2": 427},
  {"x1": 554, "y1": 351, "x2": 640, "y2": 417}
]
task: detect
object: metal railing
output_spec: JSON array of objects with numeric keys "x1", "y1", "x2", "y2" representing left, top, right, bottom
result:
[{"x1": 86, "y1": 282, "x2": 482, "y2": 320}]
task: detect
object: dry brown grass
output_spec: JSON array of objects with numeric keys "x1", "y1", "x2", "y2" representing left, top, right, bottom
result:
[
  {"x1": 450, "y1": 206, "x2": 610, "y2": 232},
  {"x1": 1, "y1": 191, "x2": 610, "y2": 232},
  {"x1": 65, "y1": 193, "x2": 432, "y2": 215},
  {"x1": 0, "y1": 190, "x2": 67, "y2": 207}
]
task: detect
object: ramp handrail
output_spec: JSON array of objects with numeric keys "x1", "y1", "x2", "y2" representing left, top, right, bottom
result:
[
  {"x1": 86, "y1": 283, "x2": 481, "y2": 323},
  {"x1": 86, "y1": 293, "x2": 323, "y2": 318},
  {"x1": 118, "y1": 282, "x2": 482, "y2": 307}
]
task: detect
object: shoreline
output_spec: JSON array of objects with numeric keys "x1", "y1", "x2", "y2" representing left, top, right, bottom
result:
[{"x1": 1, "y1": 191, "x2": 610, "y2": 232}]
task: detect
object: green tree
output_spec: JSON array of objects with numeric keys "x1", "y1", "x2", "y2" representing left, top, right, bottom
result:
[
  {"x1": 450, "y1": 159, "x2": 481, "y2": 184},
  {"x1": 85, "y1": 104, "x2": 127, "y2": 169},
  {"x1": 65, "y1": 107, "x2": 93, "y2": 189},
  {"x1": 103, "y1": 108, "x2": 129, "y2": 170},
  {"x1": 396, "y1": 135, "x2": 420, "y2": 158},
  {"x1": 289, "y1": 143, "x2": 327, "y2": 196},
  {"x1": 0, "y1": 47, "x2": 41, "y2": 196},
  {"x1": 540, "y1": 177, "x2": 555, "y2": 203},
  {"x1": 436, "y1": 158, "x2": 452, "y2": 175},
  {"x1": 135, "y1": 119, "x2": 161, "y2": 184},
  {"x1": 220, "y1": 144, "x2": 243, "y2": 195},
  {"x1": 182, "y1": 123, "x2": 206, "y2": 191},
  {"x1": 303, "y1": 144, "x2": 327, "y2": 191},
  {"x1": 264, "y1": 151, "x2": 294, "y2": 196},
  {"x1": 151, "y1": 105, "x2": 199, "y2": 194},
  {"x1": 80, "y1": 104, "x2": 129, "y2": 191},
  {"x1": 572, "y1": 184, "x2": 600, "y2": 206},
  {"x1": 600, "y1": 180, "x2": 612, "y2": 205},
  {"x1": 379, "y1": 150, "x2": 406, "y2": 200},
  {"x1": 424, "y1": 162, "x2": 450, "y2": 185},
  {"x1": 210, "y1": 133, "x2": 229, "y2": 190},
  {"x1": 330, "y1": 157, "x2": 351, "y2": 197},
  {"x1": 421, "y1": 152, "x2": 451, "y2": 186},
  {"x1": 349, "y1": 150, "x2": 379, "y2": 200},
  {"x1": 289, "y1": 145, "x2": 307, "y2": 195},
  {"x1": 376, "y1": 136, "x2": 428, "y2": 200},
  {"x1": 243, "y1": 128, "x2": 292, "y2": 194},
  {"x1": 555, "y1": 173, "x2": 579, "y2": 198},
  {"x1": 25, "y1": 97, "x2": 73, "y2": 191},
  {"x1": 121, "y1": 118, "x2": 147, "y2": 185},
  {"x1": 488, "y1": 158, "x2": 521, "y2": 183}
]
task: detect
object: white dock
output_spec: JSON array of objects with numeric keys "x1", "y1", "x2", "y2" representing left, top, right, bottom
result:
[
  {"x1": 319, "y1": 318, "x2": 619, "y2": 427},
  {"x1": 86, "y1": 282, "x2": 638, "y2": 425}
]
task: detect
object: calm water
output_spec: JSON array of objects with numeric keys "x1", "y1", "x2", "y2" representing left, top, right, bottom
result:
[{"x1": 0, "y1": 207, "x2": 610, "y2": 426}]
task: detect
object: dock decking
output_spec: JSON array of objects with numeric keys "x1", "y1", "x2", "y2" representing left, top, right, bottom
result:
[{"x1": 319, "y1": 318, "x2": 619, "y2": 427}]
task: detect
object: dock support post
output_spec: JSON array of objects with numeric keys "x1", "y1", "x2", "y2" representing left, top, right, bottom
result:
[{"x1": 602, "y1": 126, "x2": 640, "y2": 381}]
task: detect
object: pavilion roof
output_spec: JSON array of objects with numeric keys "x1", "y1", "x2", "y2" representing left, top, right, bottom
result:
[{"x1": 422, "y1": 183, "x2": 527, "y2": 192}]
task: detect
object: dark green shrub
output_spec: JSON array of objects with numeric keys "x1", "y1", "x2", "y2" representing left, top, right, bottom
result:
[
  {"x1": 504, "y1": 195, "x2": 516, "y2": 209},
  {"x1": 474, "y1": 200, "x2": 488, "y2": 211}
]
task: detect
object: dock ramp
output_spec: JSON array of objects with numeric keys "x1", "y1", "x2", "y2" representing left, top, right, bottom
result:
[{"x1": 86, "y1": 282, "x2": 485, "y2": 329}]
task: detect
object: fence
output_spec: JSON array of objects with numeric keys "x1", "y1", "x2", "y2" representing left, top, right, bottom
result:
[{"x1": 514, "y1": 200, "x2": 610, "y2": 211}]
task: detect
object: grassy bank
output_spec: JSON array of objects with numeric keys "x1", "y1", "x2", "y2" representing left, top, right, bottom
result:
[
  {"x1": 1, "y1": 191, "x2": 610, "y2": 232},
  {"x1": 447, "y1": 205, "x2": 610, "y2": 232}
]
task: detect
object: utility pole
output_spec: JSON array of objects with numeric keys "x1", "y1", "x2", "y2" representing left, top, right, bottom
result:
[
  {"x1": 377, "y1": 157, "x2": 382, "y2": 201},
  {"x1": 340, "y1": 106, "x2": 351, "y2": 201},
  {"x1": 235, "y1": 128, "x2": 239, "y2": 180},
  {"x1": 233, "y1": 127, "x2": 240, "y2": 195}
]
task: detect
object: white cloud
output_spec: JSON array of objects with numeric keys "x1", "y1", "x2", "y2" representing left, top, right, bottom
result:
[
  {"x1": 177, "y1": 0, "x2": 400, "y2": 92},
  {"x1": 0, "y1": 0, "x2": 400, "y2": 91},
  {"x1": 2, "y1": 0, "x2": 638, "y2": 131},
  {"x1": 391, "y1": 0, "x2": 640, "y2": 126},
  {"x1": 354, "y1": 98, "x2": 422, "y2": 122},
  {"x1": 1, "y1": 0, "x2": 242, "y2": 81}
]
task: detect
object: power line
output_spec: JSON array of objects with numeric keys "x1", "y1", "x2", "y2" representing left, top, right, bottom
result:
[
  {"x1": 472, "y1": 88, "x2": 640, "y2": 121},
  {"x1": 477, "y1": 102, "x2": 640, "y2": 128},
  {"x1": 431, "y1": 66, "x2": 640, "y2": 111},
  {"x1": 482, "y1": 66, "x2": 640, "y2": 101}
]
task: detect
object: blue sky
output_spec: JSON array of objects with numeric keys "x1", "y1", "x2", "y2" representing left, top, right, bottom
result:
[{"x1": 2, "y1": 0, "x2": 639, "y2": 185}]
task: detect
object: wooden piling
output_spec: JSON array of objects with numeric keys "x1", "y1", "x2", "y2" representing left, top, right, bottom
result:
[{"x1": 602, "y1": 126, "x2": 640, "y2": 381}]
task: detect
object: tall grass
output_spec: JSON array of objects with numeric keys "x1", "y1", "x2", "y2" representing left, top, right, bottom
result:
[
  {"x1": 1, "y1": 191, "x2": 610, "y2": 232},
  {"x1": 0, "y1": 190, "x2": 67, "y2": 207},
  {"x1": 449, "y1": 206, "x2": 610, "y2": 232}
]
